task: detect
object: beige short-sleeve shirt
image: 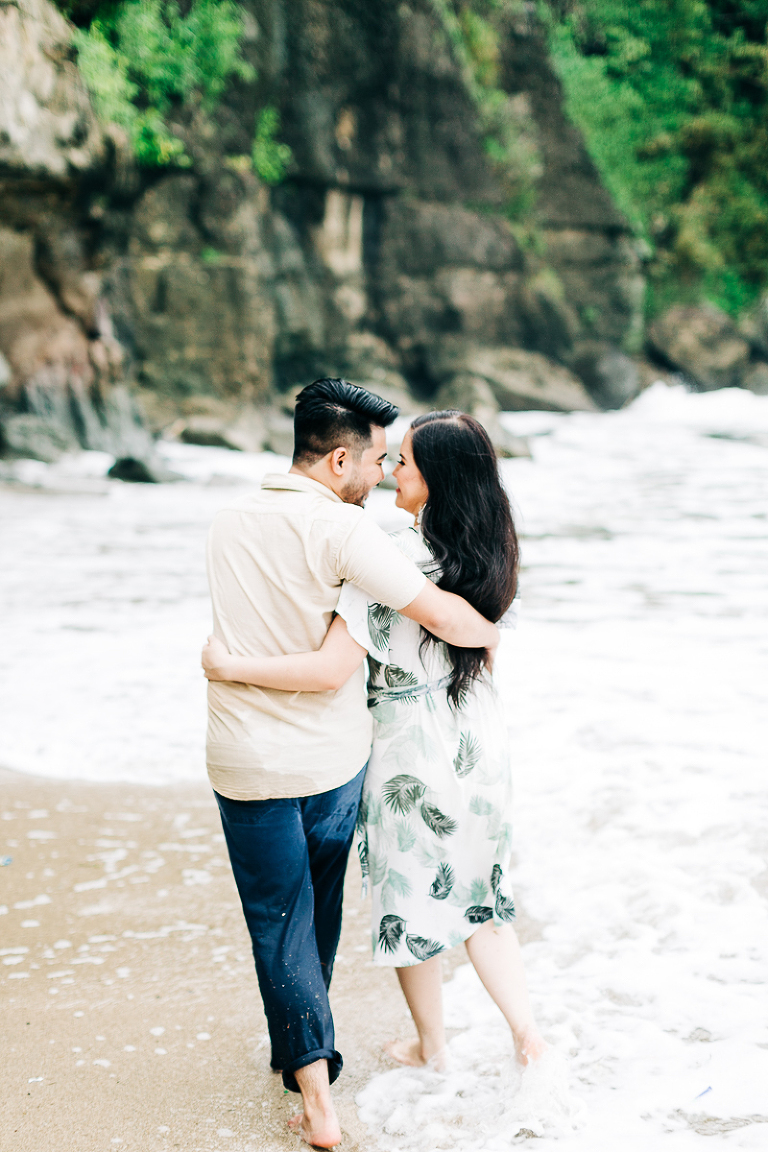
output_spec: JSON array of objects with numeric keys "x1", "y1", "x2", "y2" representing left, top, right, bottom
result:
[{"x1": 205, "y1": 472, "x2": 427, "y2": 800}]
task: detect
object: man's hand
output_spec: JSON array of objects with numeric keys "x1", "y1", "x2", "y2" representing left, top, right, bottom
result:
[
  {"x1": 484, "y1": 636, "x2": 500, "y2": 674},
  {"x1": 201, "y1": 634, "x2": 233, "y2": 681}
]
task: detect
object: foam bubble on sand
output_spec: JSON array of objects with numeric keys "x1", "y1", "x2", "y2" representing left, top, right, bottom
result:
[
  {"x1": 182, "y1": 869, "x2": 212, "y2": 886},
  {"x1": 14, "y1": 895, "x2": 52, "y2": 909},
  {"x1": 502, "y1": 1051, "x2": 583, "y2": 1138},
  {"x1": 77, "y1": 901, "x2": 115, "y2": 917}
]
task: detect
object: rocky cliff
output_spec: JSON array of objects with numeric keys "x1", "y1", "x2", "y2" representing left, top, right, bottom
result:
[{"x1": 0, "y1": 0, "x2": 646, "y2": 466}]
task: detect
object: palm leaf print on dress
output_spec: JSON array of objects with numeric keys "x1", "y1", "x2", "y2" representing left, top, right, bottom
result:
[
  {"x1": 495, "y1": 890, "x2": 516, "y2": 922},
  {"x1": 453, "y1": 732, "x2": 481, "y2": 777},
  {"x1": 464, "y1": 905, "x2": 494, "y2": 924},
  {"x1": 468, "y1": 795, "x2": 494, "y2": 817},
  {"x1": 367, "y1": 663, "x2": 419, "y2": 704},
  {"x1": 469, "y1": 877, "x2": 490, "y2": 905},
  {"x1": 382, "y1": 774, "x2": 427, "y2": 815},
  {"x1": 368, "y1": 603, "x2": 396, "y2": 650},
  {"x1": 384, "y1": 869, "x2": 412, "y2": 898},
  {"x1": 357, "y1": 839, "x2": 369, "y2": 879},
  {"x1": 385, "y1": 665, "x2": 419, "y2": 688},
  {"x1": 355, "y1": 794, "x2": 368, "y2": 835},
  {"x1": 420, "y1": 801, "x2": 457, "y2": 838},
  {"x1": 379, "y1": 914, "x2": 406, "y2": 953},
  {"x1": 406, "y1": 934, "x2": 444, "y2": 961},
  {"x1": 396, "y1": 821, "x2": 416, "y2": 853},
  {"x1": 429, "y1": 862, "x2": 454, "y2": 900},
  {"x1": 384, "y1": 726, "x2": 433, "y2": 770},
  {"x1": 490, "y1": 863, "x2": 502, "y2": 894},
  {"x1": 369, "y1": 851, "x2": 387, "y2": 886},
  {"x1": 382, "y1": 664, "x2": 420, "y2": 703},
  {"x1": 454, "y1": 679, "x2": 473, "y2": 710},
  {"x1": 366, "y1": 794, "x2": 382, "y2": 827}
]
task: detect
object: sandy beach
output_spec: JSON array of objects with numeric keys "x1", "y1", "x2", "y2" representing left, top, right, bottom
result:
[{"x1": 2, "y1": 767, "x2": 539, "y2": 1152}]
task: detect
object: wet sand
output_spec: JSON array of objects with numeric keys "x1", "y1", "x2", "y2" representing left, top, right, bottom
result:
[{"x1": 0, "y1": 768, "x2": 537, "y2": 1152}]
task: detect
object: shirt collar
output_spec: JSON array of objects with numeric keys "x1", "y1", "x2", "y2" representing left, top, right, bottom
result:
[{"x1": 260, "y1": 471, "x2": 344, "y2": 504}]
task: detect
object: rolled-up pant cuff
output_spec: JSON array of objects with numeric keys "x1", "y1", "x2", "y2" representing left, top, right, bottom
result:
[{"x1": 282, "y1": 1047, "x2": 343, "y2": 1093}]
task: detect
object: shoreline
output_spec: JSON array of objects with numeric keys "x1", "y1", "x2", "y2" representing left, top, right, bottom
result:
[{"x1": 0, "y1": 767, "x2": 538, "y2": 1152}]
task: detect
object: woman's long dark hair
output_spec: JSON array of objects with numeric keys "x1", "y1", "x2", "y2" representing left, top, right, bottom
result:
[{"x1": 410, "y1": 411, "x2": 519, "y2": 706}]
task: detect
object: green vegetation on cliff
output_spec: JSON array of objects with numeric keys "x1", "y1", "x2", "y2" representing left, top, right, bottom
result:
[
  {"x1": 64, "y1": 0, "x2": 290, "y2": 180},
  {"x1": 71, "y1": 0, "x2": 252, "y2": 166},
  {"x1": 61, "y1": 0, "x2": 767, "y2": 316},
  {"x1": 431, "y1": 0, "x2": 542, "y2": 220},
  {"x1": 544, "y1": 0, "x2": 768, "y2": 315}
]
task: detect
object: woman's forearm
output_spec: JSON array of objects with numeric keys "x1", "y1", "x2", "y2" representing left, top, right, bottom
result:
[
  {"x1": 208, "y1": 616, "x2": 368, "y2": 693},
  {"x1": 219, "y1": 651, "x2": 343, "y2": 692}
]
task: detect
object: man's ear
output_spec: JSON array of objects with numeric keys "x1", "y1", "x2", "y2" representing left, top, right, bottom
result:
[{"x1": 329, "y1": 446, "x2": 347, "y2": 475}]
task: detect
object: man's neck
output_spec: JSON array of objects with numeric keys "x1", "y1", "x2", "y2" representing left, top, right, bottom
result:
[{"x1": 289, "y1": 461, "x2": 341, "y2": 498}]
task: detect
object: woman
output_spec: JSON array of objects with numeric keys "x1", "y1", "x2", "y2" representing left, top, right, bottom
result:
[{"x1": 202, "y1": 411, "x2": 547, "y2": 1070}]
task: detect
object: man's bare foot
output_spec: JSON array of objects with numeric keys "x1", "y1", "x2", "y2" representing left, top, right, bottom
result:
[
  {"x1": 384, "y1": 1038, "x2": 447, "y2": 1071},
  {"x1": 287, "y1": 1107, "x2": 341, "y2": 1149},
  {"x1": 291, "y1": 1058, "x2": 340, "y2": 1147}
]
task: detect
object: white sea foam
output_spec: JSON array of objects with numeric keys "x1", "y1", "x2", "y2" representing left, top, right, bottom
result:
[
  {"x1": 356, "y1": 384, "x2": 768, "y2": 1149},
  {"x1": 358, "y1": 968, "x2": 584, "y2": 1148},
  {"x1": 1, "y1": 382, "x2": 767, "y2": 1145}
]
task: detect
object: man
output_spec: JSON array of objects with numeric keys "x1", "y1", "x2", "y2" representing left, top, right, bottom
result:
[{"x1": 206, "y1": 378, "x2": 498, "y2": 1147}]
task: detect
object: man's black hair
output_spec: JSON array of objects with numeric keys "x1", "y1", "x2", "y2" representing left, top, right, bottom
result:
[{"x1": 292, "y1": 378, "x2": 399, "y2": 463}]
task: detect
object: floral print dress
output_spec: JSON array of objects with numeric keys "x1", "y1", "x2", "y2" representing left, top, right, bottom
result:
[{"x1": 336, "y1": 526, "x2": 517, "y2": 967}]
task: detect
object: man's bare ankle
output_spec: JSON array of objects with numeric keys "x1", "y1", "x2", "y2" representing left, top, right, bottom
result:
[
  {"x1": 295, "y1": 1058, "x2": 333, "y2": 1107},
  {"x1": 289, "y1": 1063, "x2": 340, "y2": 1149}
]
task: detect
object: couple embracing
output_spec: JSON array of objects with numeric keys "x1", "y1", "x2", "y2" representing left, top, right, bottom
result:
[{"x1": 202, "y1": 378, "x2": 547, "y2": 1147}]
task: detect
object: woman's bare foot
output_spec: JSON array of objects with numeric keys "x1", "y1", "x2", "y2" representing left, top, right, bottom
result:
[
  {"x1": 384, "y1": 1038, "x2": 447, "y2": 1071},
  {"x1": 287, "y1": 1106, "x2": 341, "y2": 1149},
  {"x1": 516, "y1": 1030, "x2": 549, "y2": 1066}
]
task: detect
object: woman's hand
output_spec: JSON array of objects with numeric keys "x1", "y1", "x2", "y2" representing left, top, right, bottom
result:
[{"x1": 201, "y1": 634, "x2": 233, "y2": 681}]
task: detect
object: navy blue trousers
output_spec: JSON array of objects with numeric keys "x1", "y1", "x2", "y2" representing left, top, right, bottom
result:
[{"x1": 214, "y1": 764, "x2": 365, "y2": 1093}]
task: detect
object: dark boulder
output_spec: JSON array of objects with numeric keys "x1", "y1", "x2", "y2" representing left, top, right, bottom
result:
[
  {"x1": 108, "y1": 457, "x2": 159, "y2": 483},
  {"x1": 572, "y1": 343, "x2": 642, "y2": 409},
  {"x1": 648, "y1": 305, "x2": 751, "y2": 391}
]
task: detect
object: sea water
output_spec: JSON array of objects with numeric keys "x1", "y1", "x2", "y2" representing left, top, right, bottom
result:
[{"x1": 1, "y1": 382, "x2": 767, "y2": 1146}]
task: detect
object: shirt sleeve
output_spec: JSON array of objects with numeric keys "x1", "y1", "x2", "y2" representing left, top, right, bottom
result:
[
  {"x1": 335, "y1": 515, "x2": 427, "y2": 610},
  {"x1": 335, "y1": 583, "x2": 377, "y2": 654}
]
